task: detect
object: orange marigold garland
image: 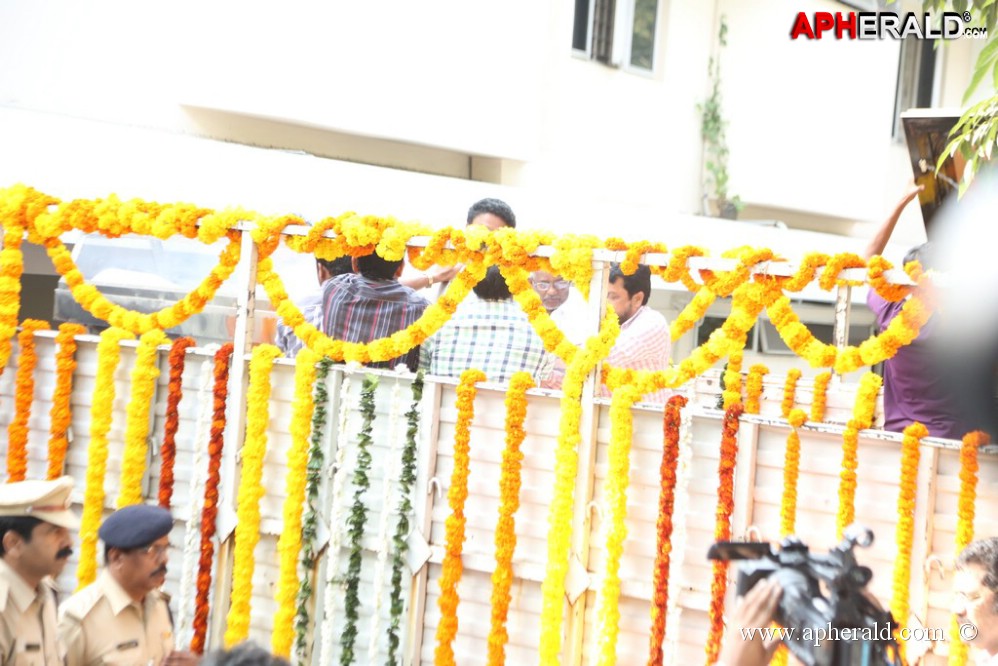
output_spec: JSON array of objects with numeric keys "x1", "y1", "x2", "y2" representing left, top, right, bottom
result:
[
  {"x1": 435, "y1": 368, "x2": 487, "y2": 666},
  {"x1": 7, "y1": 319, "x2": 50, "y2": 481},
  {"x1": 117, "y1": 329, "x2": 168, "y2": 508},
  {"x1": 159, "y1": 336, "x2": 196, "y2": 508},
  {"x1": 891, "y1": 422, "x2": 927, "y2": 661},
  {"x1": 46, "y1": 322, "x2": 86, "y2": 479},
  {"x1": 648, "y1": 394, "x2": 688, "y2": 666},
  {"x1": 950, "y1": 431, "x2": 986, "y2": 666},
  {"x1": 191, "y1": 343, "x2": 234, "y2": 654},
  {"x1": 77, "y1": 327, "x2": 134, "y2": 588},
  {"x1": 721, "y1": 350, "x2": 743, "y2": 410},
  {"x1": 780, "y1": 368, "x2": 802, "y2": 419},
  {"x1": 780, "y1": 409, "x2": 808, "y2": 537},
  {"x1": 487, "y1": 371, "x2": 534, "y2": 666},
  {"x1": 706, "y1": 402, "x2": 743, "y2": 665},
  {"x1": 836, "y1": 372, "x2": 882, "y2": 539},
  {"x1": 744, "y1": 363, "x2": 769, "y2": 415},
  {"x1": 810, "y1": 371, "x2": 832, "y2": 423}
]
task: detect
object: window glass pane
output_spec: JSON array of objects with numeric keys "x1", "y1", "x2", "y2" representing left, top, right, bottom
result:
[
  {"x1": 572, "y1": 0, "x2": 590, "y2": 51},
  {"x1": 629, "y1": 0, "x2": 658, "y2": 69}
]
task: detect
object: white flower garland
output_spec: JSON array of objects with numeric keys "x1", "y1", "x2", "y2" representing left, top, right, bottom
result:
[
  {"x1": 367, "y1": 378, "x2": 403, "y2": 662},
  {"x1": 664, "y1": 387, "x2": 695, "y2": 665},
  {"x1": 318, "y1": 372, "x2": 354, "y2": 665},
  {"x1": 174, "y1": 351, "x2": 216, "y2": 649}
]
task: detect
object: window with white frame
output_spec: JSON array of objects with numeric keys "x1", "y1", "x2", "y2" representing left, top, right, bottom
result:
[{"x1": 572, "y1": 0, "x2": 660, "y2": 71}]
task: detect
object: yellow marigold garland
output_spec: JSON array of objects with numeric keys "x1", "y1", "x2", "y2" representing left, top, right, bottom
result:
[
  {"x1": 810, "y1": 371, "x2": 832, "y2": 423},
  {"x1": 487, "y1": 372, "x2": 534, "y2": 666},
  {"x1": 538, "y1": 307, "x2": 620, "y2": 665},
  {"x1": 7, "y1": 319, "x2": 50, "y2": 481},
  {"x1": 669, "y1": 286, "x2": 716, "y2": 341},
  {"x1": 722, "y1": 350, "x2": 743, "y2": 410},
  {"x1": 781, "y1": 368, "x2": 802, "y2": 419},
  {"x1": 77, "y1": 327, "x2": 134, "y2": 588},
  {"x1": 706, "y1": 403, "x2": 744, "y2": 665},
  {"x1": 272, "y1": 349, "x2": 319, "y2": 658},
  {"x1": 657, "y1": 245, "x2": 706, "y2": 292},
  {"x1": 117, "y1": 329, "x2": 168, "y2": 507},
  {"x1": 818, "y1": 252, "x2": 866, "y2": 290},
  {"x1": 836, "y1": 372, "x2": 882, "y2": 539},
  {"x1": 744, "y1": 363, "x2": 769, "y2": 414},
  {"x1": 780, "y1": 409, "x2": 808, "y2": 537},
  {"x1": 225, "y1": 344, "x2": 282, "y2": 647},
  {"x1": 867, "y1": 256, "x2": 910, "y2": 302},
  {"x1": 594, "y1": 384, "x2": 642, "y2": 665},
  {"x1": 950, "y1": 431, "x2": 986, "y2": 666},
  {"x1": 891, "y1": 422, "x2": 927, "y2": 661},
  {"x1": 47, "y1": 322, "x2": 86, "y2": 479},
  {"x1": 435, "y1": 368, "x2": 487, "y2": 666}
]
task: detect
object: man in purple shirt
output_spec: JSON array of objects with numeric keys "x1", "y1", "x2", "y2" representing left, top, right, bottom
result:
[
  {"x1": 863, "y1": 184, "x2": 969, "y2": 439},
  {"x1": 321, "y1": 252, "x2": 430, "y2": 372}
]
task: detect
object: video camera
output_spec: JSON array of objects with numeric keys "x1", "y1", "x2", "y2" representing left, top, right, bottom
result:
[{"x1": 707, "y1": 525, "x2": 901, "y2": 666}]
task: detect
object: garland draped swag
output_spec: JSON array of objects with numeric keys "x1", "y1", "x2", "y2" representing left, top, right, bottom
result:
[{"x1": 1, "y1": 184, "x2": 977, "y2": 664}]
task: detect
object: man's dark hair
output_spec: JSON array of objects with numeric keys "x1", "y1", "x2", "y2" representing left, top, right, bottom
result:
[
  {"x1": 355, "y1": 252, "x2": 403, "y2": 281},
  {"x1": 201, "y1": 641, "x2": 290, "y2": 666},
  {"x1": 472, "y1": 266, "x2": 512, "y2": 301},
  {"x1": 956, "y1": 537, "x2": 998, "y2": 602},
  {"x1": 0, "y1": 516, "x2": 41, "y2": 556},
  {"x1": 467, "y1": 198, "x2": 516, "y2": 228},
  {"x1": 318, "y1": 256, "x2": 353, "y2": 277},
  {"x1": 608, "y1": 263, "x2": 652, "y2": 306}
]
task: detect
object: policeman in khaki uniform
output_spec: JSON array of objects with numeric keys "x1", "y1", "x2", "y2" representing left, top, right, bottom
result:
[
  {"x1": 0, "y1": 476, "x2": 79, "y2": 666},
  {"x1": 58, "y1": 504, "x2": 198, "y2": 666}
]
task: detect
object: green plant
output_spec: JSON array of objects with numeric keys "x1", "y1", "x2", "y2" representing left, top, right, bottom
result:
[{"x1": 699, "y1": 16, "x2": 742, "y2": 217}]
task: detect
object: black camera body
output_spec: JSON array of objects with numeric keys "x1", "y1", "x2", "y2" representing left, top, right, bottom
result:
[{"x1": 708, "y1": 525, "x2": 901, "y2": 666}]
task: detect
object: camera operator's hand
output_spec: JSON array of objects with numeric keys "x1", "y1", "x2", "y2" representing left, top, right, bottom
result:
[{"x1": 718, "y1": 578, "x2": 783, "y2": 666}]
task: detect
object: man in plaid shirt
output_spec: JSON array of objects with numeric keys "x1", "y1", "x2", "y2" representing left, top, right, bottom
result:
[
  {"x1": 603, "y1": 262, "x2": 671, "y2": 403},
  {"x1": 420, "y1": 265, "x2": 547, "y2": 383},
  {"x1": 321, "y1": 252, "x2": 430, "y2": 372}
]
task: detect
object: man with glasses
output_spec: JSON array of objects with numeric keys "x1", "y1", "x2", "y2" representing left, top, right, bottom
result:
[
  {"x1": 59, "y1": 504, "x2": 196, "y2": 666},
  {"x1": 531, "y1": 270, "x2": 589, "y2": 389}
]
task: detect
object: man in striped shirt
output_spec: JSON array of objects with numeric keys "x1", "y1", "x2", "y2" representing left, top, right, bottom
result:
[
  {"x1": 420, "y1": 265, "x2": 547, "y2": 383},
  {"x1": 320, "y1": 252, "x2": 430, "y2": 372}
]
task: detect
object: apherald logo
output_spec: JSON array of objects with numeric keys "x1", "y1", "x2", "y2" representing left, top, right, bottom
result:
[{"x1": 790, "y1": 11, "x2": 987, "y2": 40}]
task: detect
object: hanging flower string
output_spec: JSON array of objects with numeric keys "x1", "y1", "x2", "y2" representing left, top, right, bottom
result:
[
  {"x1": 77, "y1": 327, "x2": 134, "y2": 588},
  {"x1": 744, "y1": 363, "x2": 769, "y2": 415},
  {"x1": 225, "y1": 344, "x2": 282, "y2": 647},
  {"x1": 159, "y1": 337, "x2": 196, "y2": 508},
  {"x1": 781, "y1": 409, "x2": 807, "y2": 537},
  {"x1": 780, "y1": 368, "x2": 802, "y2": 419},
  {"x1": 295, "y1": 358, "x2": 333, "y2": 664},
  {"x1": 705, "y1": 402, "x2": 744, "y2": 665},
  {"x1": 721, "y1": 351, "x2": 743, "y2": 410},
  {"x1": 648, "y1": 394, "x2": 688, "y2": 666},
  {"x1": 117, "y1": 329, "x2": 168, "y2": 507},
  {"x1": 191, "y1": 343, "x2": 234, "y2": 654},
  {"x1": 891, "y1": 422, "x2": 927, "y2": 661},
  {"x1": 7, "y1": 319, "x2": 50, "y2": 481},
  {"x1": 664, "y1": 392, "x2": 694, "y2": 666},
  {"x1": 836, "y1": 372, "x2": 882, "y2": 539},
  {"x1": 46, "y1": 322, "x2": 86, "y2": 479},
  {"x1": 342, "y1": 374, "x2": 380, "y2": 666},
  {"x1": 273, "y1": 350, "x2": 320, "y2": 658},
  {"x1": 949, "y1": 430, "x2": 985, "y2": 666},
  {"x1": 487, "y1": 372, "x2": 534, "y2": 666},
  {"x1": 387, "y1": 373, "x2": 424, "y2": 665},
  {"x1": 810, "y1": 371, "x2": 832, "y2": 423},
  {"x1": 436, "y1": 369, "x2": 487, "y2": 666},
  {"x1": 368, "y1": 379, "x2": 404, "y2": 664},
  {"x1": 539, "y1": 309, "x2": 620, "y2": 664},
  {"x1": 174, "y1": 352, "x2": 216, "y2": 651}
]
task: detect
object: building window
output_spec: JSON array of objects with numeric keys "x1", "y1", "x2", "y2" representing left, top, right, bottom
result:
[
  {"x1": 572, "y1": 0, "x2": 659, "y2": 71},
  {"x1": 893, "y1": 37, "x2": 937, "y2": 140}
]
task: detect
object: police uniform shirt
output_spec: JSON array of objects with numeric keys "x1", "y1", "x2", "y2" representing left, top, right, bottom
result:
[
  {"x1": 0, "y1": 559, "x2": 62, "y2": 666},
  {"x1": 58, "y1": 570, "x2": 173, "y2": 666}
]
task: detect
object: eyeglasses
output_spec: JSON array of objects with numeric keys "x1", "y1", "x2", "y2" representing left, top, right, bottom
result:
[
  {"x1": 134, "y1": 543, "x2": 170, "y2": 558},
  {"x1": 531, "y1": 280, "x2": 570, "y2": 292}
]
